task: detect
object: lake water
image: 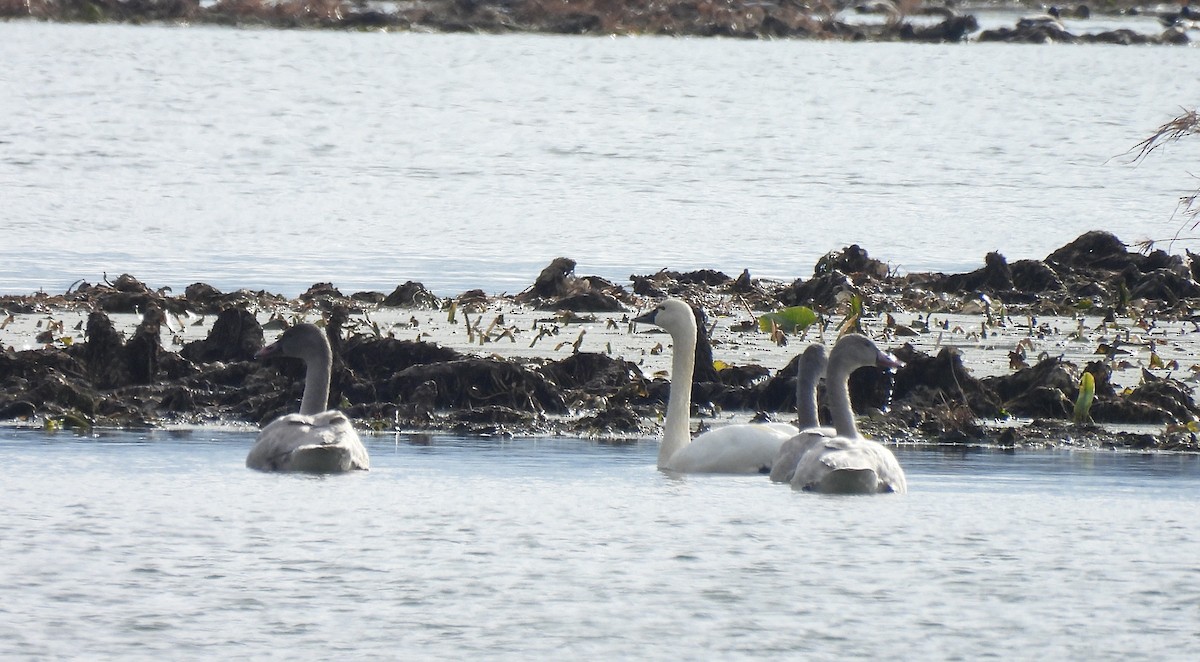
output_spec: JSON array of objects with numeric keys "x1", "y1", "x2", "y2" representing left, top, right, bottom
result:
[
  {"x1": 4, "y1": 22, "x2": 1200, "y2": 659},
  {"x1": 2, "y1": 428, "x2": 1198, "y2": 659},
  {"x1": 2, "y1": 21, "x2": 1197, "y2": 297}
]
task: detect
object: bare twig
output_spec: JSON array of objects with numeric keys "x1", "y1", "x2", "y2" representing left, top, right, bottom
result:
[
  {"x1": 1124, "y1": 108, "x2": 1200, "y2": 253},
  {"x1": 1129, "y1": 109, "x2": 1200, "y2": 165}
]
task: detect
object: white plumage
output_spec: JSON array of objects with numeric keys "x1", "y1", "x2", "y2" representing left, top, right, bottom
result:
[{"x1": 634, "y1": 298, "x2": 794, "y2": 474}]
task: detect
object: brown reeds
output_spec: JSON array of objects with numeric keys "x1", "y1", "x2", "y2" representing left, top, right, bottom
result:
[
  {"x1": 1132, "y1": 108, "x2": 1200, "y2": 162},
  {"x1": 1129, "y1": 108, "x2": 1200, "y2": 246}
]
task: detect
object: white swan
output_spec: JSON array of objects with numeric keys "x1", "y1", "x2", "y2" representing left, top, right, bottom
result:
[
  {"x1": 246, "y1": 323, "x2": 370, "y2": 473},
  {"x1": 769, "y1": 343, "x2": 834, "y2": 484},
  {"x1": 634, "y1": 298, "x2": 795, "y2": 473},
  {"x1": 790, "y1": 333, "x2": 907, "y2": 494}
]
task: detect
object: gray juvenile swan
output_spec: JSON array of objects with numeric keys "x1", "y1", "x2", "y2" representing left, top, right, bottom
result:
[
  {"x1": 790, "y1": 333, "x2": 907, "y2": 494},
  {"x1": 634, "y1": 298, "x2": 795, "y2": 473},
  {"x1": 769, "y1": 343, "x2": 834, "y2": 484},
  {"x1": 246, "y1": 323, "x2": 370, "y2": 473}
]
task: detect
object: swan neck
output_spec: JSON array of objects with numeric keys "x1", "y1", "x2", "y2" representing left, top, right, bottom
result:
[
  {"x1": 300, "y1": 346, "x2": 333, "y2": 416},
  {"x1": 660, "y1": 322, "x2": 697, "y2": 468},
  {"x1": 828, "y1": 361, "x2": 859, "y2": 438},
  {"x1": 797, "y1": 372, "x2": 821, "y2": 429}
]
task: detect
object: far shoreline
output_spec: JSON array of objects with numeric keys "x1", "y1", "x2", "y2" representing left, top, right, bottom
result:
[{"x1": 1, "y1": 0, "x2": 1193, "y2": 46}]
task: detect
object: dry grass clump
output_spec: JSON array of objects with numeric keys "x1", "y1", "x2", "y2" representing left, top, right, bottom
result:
[
  {"x1": 1133, "y1": 108, "x2": 1200, "y2": 161},
  {"x1": 1129, "y1": 108, "x2": 1200, "y2": 249}
]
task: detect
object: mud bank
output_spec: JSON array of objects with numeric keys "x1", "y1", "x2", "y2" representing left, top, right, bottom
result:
[
  {"x1": 3, "y1": 230, "x2": 1200, "y2": 451},
  {"x1": 2, "y1": 0, "x2": 1193, "y2": 46}
]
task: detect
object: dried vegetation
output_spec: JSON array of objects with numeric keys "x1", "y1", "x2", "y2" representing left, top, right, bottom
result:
[
  {"x1": 0, "y1": 0, "x2": 1193, "y2": 45},
  {"x1": 5, "y1": 231, "x2": 1200, "y2": 451}
]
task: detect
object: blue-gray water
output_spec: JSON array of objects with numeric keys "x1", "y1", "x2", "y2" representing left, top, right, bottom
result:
[
  {"x1": 2, "y1": 428, "x2": 1198, "y2": 659},
  {"x1": 2, "y1": 22, "x2": 1197, "y2": 296},
  {"x1": 4, "y1": 22, "x2": 1200, "y2": 658}
]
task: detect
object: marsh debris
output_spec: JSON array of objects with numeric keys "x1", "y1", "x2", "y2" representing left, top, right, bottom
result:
[{"x1": 4, "y1": 231, "x2": 1200, "y2": 450}]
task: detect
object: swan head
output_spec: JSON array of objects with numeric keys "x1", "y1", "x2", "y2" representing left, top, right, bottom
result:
[
  {"x1": 632, "y1": 298, "x2": 697, "y2": 337},
  {"x1": 831, "y1": 333, "x2": 903, "y2": 373},
  {"x1": 798, "y1": 343, "x2": 829, "y2": 382},
  {"x1": 256, "y1": 322, "x2": 331, "y2": 365}
]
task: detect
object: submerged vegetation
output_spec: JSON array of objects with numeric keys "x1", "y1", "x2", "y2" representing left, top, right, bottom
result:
[{"x1": 0, "y1": 0, "x2": 1194, "y2": 44}]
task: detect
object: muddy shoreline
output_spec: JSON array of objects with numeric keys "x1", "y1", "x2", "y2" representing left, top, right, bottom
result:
[
  {"x1": 3, "y1": 230, "x2": 1200, "y2": 451},
  {"x1": 2, "y1": 0, "x2": 1194, "y2": 46}
]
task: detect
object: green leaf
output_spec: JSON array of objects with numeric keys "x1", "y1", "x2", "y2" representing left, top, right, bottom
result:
[
  {"x1": 1073, "y1": 371, "x2": 1095, "y2": 425},
  {"x1": 60, "y1": 411, "x2": 92, "y2": 431},
  {"x1": 757, "y1": 306, "x2": 818, "y2": 333}
]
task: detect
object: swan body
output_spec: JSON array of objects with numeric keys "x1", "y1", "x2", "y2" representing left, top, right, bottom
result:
[
  {"x1": 247, "y1": 411, "x2": 368, "y2": 473},
  {"x1": 635, "y1": 298, "x2": 794, "y2": 474},
  {"x1": 769, "y1": 343, "x2": 835, "y2": 484},
  {"x1": 790, "y1": 334, "x2": 907, "y2": 495},
  {"x1": 1017, "y1": 13, "x2": 1065, "y2": 30},
  {"x1": 794, "y1": 435, "x2": 907, "y2": 494},
  {"x1": 246, "y1": 323, "x2": 369, "y2": 473}
]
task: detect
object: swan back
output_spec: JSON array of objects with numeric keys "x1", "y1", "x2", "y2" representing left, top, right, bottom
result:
[
  {"x1": 665, "y1": 423, "x2": 794, "y2": 474},
  {"x1": 792, "y1": 436, "x2": 906, "y2": 494},
  {"x1": 769, "y1": 429, "x2": 829, "y2": 484},
  {"x1": 247, "y1": 411, "x2": 369, "y2": 473}
]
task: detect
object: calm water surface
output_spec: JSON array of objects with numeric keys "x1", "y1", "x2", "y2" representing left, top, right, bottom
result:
[
  {"x1": 4, "y1": 23, "x2": 1198, "y2": 658},
  {"x1": 1, "y1": 22, "x2": 1197, "y2": 296},
  {"x1": 2, "y1": 428, "x2": 1198, "y2": 659}
]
